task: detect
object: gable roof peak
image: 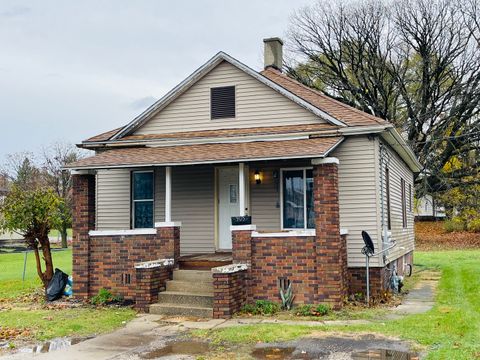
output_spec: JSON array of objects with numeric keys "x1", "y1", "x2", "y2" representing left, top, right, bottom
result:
[{"x1": 110, "y1": 51, "x2": 346, "y2": 140}]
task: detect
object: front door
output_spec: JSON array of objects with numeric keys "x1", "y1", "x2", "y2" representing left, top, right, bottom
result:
[{"x1": 218, "y1": 167, "x2": 239, "y2": 250}]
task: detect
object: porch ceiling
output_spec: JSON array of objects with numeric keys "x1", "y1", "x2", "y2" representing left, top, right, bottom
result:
[{"x1": 67, "y1": 136, "x2": 344, "y2": 169}]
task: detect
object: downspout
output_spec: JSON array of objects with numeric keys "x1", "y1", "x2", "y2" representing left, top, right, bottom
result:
[{"x1": 379, "y1": 143, "x2": 391, "y2": 262}]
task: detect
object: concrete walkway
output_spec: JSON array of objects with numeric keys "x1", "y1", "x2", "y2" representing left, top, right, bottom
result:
[
  {"x1": 0, "y1": 273, "x2": 438, "y2": 359},
  {"x1": 0, "y1": 315, "x2": 181, "y2": 360},
  {"x1": 385, "y1": 271, "x2": 439, "y2": 320}
]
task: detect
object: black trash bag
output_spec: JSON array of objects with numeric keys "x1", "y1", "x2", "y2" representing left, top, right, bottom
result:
[{"x1": 46, "y1": 268, "x2": 69, "y2": 302}]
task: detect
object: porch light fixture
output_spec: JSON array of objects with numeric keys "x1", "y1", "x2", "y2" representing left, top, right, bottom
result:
[{"x1": 254, "y1": 170, "x2": 262, "y2": 184}]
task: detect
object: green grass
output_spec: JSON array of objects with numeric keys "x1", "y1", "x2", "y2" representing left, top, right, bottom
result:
[
  {"x1": 0, "y1": 307, "x2": 136, "y2": 341},
  {"x1": 0, "y1": 249, "x2": 136, "y2": 342},
  {"x1": 194, "y1": 250, "x2": 480, "y2": 359},
  {"x1": 0, "y1": 249, "x2": 72, "y2": 298}
]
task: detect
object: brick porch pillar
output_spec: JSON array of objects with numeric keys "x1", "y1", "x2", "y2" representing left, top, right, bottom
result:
[
  {"x1": 155, "y1": 222, "x2": 181, "y2": 265},
  {"x1": 312, "y1": 157, "x2": 348, "y2": 309},
  {"x1": 72, "y1": 172, "x2": 96, "y2": 300},
  {"x1": 231, "y1": 224, "x2": 256, "y2": 301}
]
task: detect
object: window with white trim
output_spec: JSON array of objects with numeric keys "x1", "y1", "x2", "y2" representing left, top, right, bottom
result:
[
  {"x1": 132, "y1": 171, "x2": 154, "y2": 228},
  {"x1": 281, "y1": 169, "x2": 315, "y2": 229}
]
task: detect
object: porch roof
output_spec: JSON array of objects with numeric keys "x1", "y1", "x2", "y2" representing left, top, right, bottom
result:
[{"x1": 67, "y1": 136, "x2": 344, "y2": 170}]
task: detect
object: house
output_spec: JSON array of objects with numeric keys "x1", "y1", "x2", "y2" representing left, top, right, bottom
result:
[
  {"x1": 0, "y1": 175, "x2": 8, "y2": 201},
  {"x1": 414, "y1": 194, "x2": 446, "y2": 221},
  {"x1": 67, "y1": 38, "x2": 422, "y2": 318}
]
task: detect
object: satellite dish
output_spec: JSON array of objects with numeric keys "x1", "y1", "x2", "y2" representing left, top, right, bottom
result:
[{"x1": 361, "y1": 231, "x2": 375, "y2": 255}]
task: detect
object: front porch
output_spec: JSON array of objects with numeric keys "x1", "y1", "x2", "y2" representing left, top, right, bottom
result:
[{"x1": 72, "y1": 154, "x2": 355, "y2": 318}]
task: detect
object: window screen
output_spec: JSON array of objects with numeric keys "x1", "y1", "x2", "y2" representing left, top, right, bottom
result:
[{"x1": 211, "y1": 86, "x2": 235, "y2": 119}]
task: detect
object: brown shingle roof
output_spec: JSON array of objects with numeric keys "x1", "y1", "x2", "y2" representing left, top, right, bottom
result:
[
  {"x1": 82, "y1": 65, "x2": 389, "y2": 145},
  {"x1": 261, "y1": 68, "x2": 389, "y2": 127},
  {"x1": 84, "y1": 127, "x2": 123, "y2": 142},
  {"x1": 68, "y1": 136, "x2": 343, "y2": 169},
  {"x1": 117, "y1": 123, "x2": 338, "y2": 142}
]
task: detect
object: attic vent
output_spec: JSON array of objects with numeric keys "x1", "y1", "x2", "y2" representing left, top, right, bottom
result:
[{"x1": 211, "y1": 86, "x2": 235, "y2": 119}]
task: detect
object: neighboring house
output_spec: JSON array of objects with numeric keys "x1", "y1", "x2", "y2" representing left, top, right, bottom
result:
[
  {"x1": 67, "y1": 38, "x2": 422, "y2": 318},
  {"x1": 414, "y1": 194, "x2": 446, "y2": 221}
]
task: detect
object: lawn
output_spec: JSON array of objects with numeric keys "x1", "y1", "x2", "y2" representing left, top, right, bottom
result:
[
  {"x1": 0, "y1": 249, "x2": 72, "y2": 298},
  {"x1": 194, "y1": 250, "x2": 480, "y2": 360},
  {"x1": 0, "y1": 249, "x2": 136, "y2": 344}
]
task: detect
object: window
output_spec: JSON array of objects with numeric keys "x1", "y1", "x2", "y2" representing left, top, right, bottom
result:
[
  {"x1": 132, "y1": 171, "x2": 154, "y2": 228},
  {"x1": 401, "y1": 178, "x2": 407, "y2": 228},
  {"x1": 281, "y1": 169, "x2": 314, "y2": 229},
  {"x1": 386, "y1": 168, "x2": 391, "y2": 230},
  {"x1": 211, "y1": 86, "x2": 235, "y2": 119},
  {"x1": 409, "y1": 184, "x2": 412, "y2": 212}
]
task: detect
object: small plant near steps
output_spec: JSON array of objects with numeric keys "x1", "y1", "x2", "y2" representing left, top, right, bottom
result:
[{"x1": 149, "y1": 269, "x2": 213, "y2": 318}]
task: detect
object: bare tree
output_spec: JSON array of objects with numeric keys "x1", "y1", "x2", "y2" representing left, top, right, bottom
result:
[
  {"x1": 288, "y1": 0, "x2": 480, "y2": 196},
  {"x1": 42, "y1": 142, "x2": 85, "y2": 248}
]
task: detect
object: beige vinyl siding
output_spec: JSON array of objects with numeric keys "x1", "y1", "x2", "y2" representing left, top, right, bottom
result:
[
  {"x1": 380, "y1": 140, "x2": 415, "y2": 263},
  {"x1": 154, "y1": 167, "x2": 165, "y2": 222},
  {"x1": 134, "y1": 61, "x2": 324, "y2": 135},
  {"x1": 249, "y1": 167, "x2": 281, "y2": 231},
  {"x1": 171, "y1": 166, "x2": 216, "y2": 254},
  {"x1": 331, "y1": 136, "x2": 381, "y2": 267},
  {"x1": 96, "y1": 169, "x2": 131, "y2": 230}
]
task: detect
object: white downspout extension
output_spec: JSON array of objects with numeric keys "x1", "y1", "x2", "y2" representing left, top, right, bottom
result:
[
  {"x1": 239, "y1": 163, "x2": 246, "y2": 216},
  {"x1": 165, "y1": 166, "x2": 172, "y2": 222}
]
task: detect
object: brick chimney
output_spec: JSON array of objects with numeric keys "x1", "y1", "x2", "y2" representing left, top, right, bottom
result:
[{"x1": 263, "y1": 37, "x2": 283, "y2": 71}]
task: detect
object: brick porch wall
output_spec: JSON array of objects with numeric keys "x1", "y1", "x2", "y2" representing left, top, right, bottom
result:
[
  {"x1": 212, "y1": 269, "x2": 248, "y2": 319},
  {"x1": 249, "y1": 235, "x2": 317, "y2": 304},
  {"x1": 86, "y1": 231, "x2": 178, "y2": 300},
  {"x1": 72, "y1": 173, "x2": 180, "y2": 301},
  {"x1": 229, "y1": 159, "x2": 348, "y2": 311},
  {"x1": 135, "y1": 265, "x2": 172, "y2": 312}
]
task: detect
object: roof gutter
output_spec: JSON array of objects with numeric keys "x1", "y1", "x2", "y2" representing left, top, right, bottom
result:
[
  {"x1": 381, "y1": 127, "x2": 423, "y2": 173},
  {"x1": 65, "y1": 137, "x2": 345, "y2": 171},
  {"x1": 80, "y1": 125, "x2": 390, "y2": 149}
]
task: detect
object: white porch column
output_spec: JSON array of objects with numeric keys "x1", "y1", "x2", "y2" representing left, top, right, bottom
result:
[
  {"x1": 165, "y1": 166, "x2": 172, "y2": 222},
  {"x1": 239, "y1": 162, "x2": 246, "y2": 216}
]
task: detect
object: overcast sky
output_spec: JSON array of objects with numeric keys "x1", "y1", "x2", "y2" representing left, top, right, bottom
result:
[{"x1": 0, "y1": 0, "x2": 313, "y2": 161}]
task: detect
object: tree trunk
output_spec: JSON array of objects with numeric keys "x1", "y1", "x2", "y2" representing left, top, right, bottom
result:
[
  {"x1": 60, "y1": 226, "x2": 68, "y2": 249},
  {"x1": 39, "y1": 235, "x2": 54, "y2": 287},
  {"x1": 32, "y1": 242, "x2": 48, "y2": 287}
]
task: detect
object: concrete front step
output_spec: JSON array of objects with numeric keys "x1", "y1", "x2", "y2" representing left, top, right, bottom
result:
[
  {"x1": 173, "y1": 269, "x2": 213, "y2": 282},
  {"x1": 166, "y1": 280, "x2": 213, "y2": 294},
  {"x1": 157, "y1": 291, "x2": 213, "y2": 308},
  {"x1": 149, "y1": 303, "x2": 213, "y2": 318}
]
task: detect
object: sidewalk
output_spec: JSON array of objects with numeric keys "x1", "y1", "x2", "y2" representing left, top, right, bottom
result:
[
  {"x1": 0, "y1": 273, "x2": 438, "y2": 359},
  {"x1": 0, "y1": 315, "x2": 180, "y2": 360}
]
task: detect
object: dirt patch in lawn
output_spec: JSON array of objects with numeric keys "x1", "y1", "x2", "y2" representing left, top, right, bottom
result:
[
  {"x1": 415, "y1": 221, "x2": 480, "y2": 250},
  {"x1": 0, "y1": 327, "x2": 32, "y2": 342}
]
